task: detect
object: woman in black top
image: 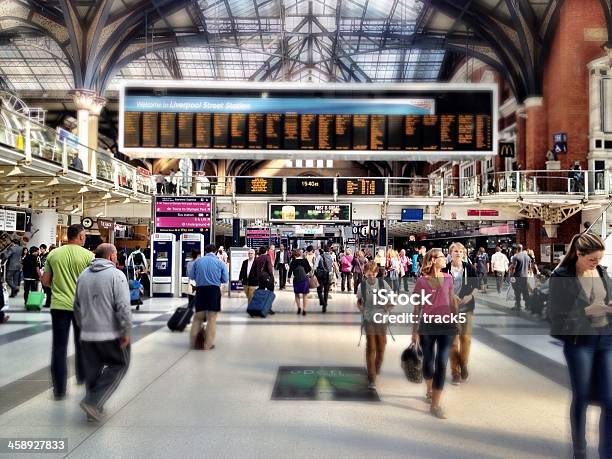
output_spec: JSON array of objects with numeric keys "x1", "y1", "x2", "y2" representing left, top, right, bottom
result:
[
  {"x1": 288, "y1": 249, "x2": 311, "y2": 316},
  {"x1": 549, "y1": 232, "x2": 611, "y2": 459},
  {"x1": 22, "y1": 246, "x2": 41, "y2": 306}
]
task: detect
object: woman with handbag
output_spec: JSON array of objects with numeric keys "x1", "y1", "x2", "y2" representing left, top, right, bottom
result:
[
  {"x1": 411, "y1": 248, "x2": 458, "y2": 419},
  {"x1": 549, "y1": 233, "x2": 611, "y2": 459},
  {"x1": 288, "y1": 249, "x2": 311, "y2": 316},
  {"x1": 352, "y1": 250, "x2": 366, "y2": 295}
]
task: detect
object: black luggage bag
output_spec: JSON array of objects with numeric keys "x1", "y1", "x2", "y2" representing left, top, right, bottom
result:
[{"x1": 167, "y1": 306, "x2": 194, "y2": 332}]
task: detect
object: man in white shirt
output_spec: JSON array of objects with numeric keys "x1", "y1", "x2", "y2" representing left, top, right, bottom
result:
[{"x1": 491, "y1": 245, "x2": 510, "y2": 294}]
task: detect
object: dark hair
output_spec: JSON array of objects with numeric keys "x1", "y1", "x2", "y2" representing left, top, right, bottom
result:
[
  {"x1": 306, "y1": 245, "x2": 314, "y2": 252},
  {"x1": 559, "y1": 233, "x2": 605, "y2": 269},
  {"x1": 39, "y1": 244, "x2": 47, "y2": 250},
  {"x1": 29, "y1": 246, "x2": 39, "y2": 254},
  {"x1": 190, "y1": 249, "x2": 200, "y2": 259},
  {"x1": 257, "y1": 246, "x2": 267, "y2": 255},
  {"x1": 67, "y1": 224, "x2": 85, "y2": 240},
  {"x1": 204, "y1": 244, "x2": 216, "y2": 254}
]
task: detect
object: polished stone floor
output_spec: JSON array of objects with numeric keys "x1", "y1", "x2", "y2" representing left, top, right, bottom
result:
[{"x1": 0, "y1": 281, "x2": 601, "y2": 459}]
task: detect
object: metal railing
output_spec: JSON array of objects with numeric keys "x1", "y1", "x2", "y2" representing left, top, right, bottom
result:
[{"x1": 0, "y1": 105, "x2": 151, "y2": 195}]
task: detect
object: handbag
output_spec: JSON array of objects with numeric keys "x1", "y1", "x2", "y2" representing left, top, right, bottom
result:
[
  {"x1": 400, "y1": 343, "x2": 423, "y2": 383},
  {"x1": 308, "y1": 273, "x2": 319, "y2": 289},
  {"x1": 194, "y1": 327, "x2": 206, "y2": 350}
]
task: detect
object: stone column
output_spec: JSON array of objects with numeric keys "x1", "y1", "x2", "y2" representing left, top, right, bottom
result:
[{"x1": 70, "y1": 89, "x2": 107, "y2": 175}]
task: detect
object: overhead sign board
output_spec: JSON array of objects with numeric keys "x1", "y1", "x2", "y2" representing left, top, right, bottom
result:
[
  {"x1": 119, "y1": 81, "x2": 498, "y2": 160},
  {"x1": 269, "y1": 204, "x2": 352, "y2": 224}
]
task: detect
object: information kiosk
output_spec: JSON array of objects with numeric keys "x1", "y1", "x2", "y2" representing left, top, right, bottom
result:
[
  {"x1": 151, "y1": 233, "x2": 177, "y2": 296},
  {"x1": 179, "y1": 233, "x2": 205, "y2": 294}
]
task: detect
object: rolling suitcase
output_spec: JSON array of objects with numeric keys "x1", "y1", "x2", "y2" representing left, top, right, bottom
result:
[
  {"x1": 247, "y1": 288, "x2": 275, "y2": 318},
  {"x1": 167, "y1": 306, "x2": 194, "y2": 331},
  {"x1": 129, "y1": 279, "x2": 142, "y2": 310},
  {"x1": 25, "y1": 291, "x2": 45, "y2": 311}
]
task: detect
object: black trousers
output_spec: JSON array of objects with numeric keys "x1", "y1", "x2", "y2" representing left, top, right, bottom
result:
[
  {"x1": 277, "y1": 265, "x2": 287, "y2": 289},
  {"x1": 50, "y1": 309, "x2": 85, "y2": 397},
  {"x1": 341, "y1": 272, "x2": 352, "y2": 292},
  {"x1": 317, "y1": 278, "x2": 331, "y2": 307},
  {"x1": 81, "y1": 339, "x2": 131, "y2": 409},
  {"x1": 43, "y1": 286, "x2": 52, "y2": 307},
  {"x1": 512, "y1": 277, "x2": 529, "y2": 310},
  {"x1": 23, "y1": 279, "x2": 38, "y2": 304}
]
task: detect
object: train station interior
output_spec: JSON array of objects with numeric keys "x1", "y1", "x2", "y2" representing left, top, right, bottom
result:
[{"x1": 0, "y1": 0, "x2": 611, "y2": 457}]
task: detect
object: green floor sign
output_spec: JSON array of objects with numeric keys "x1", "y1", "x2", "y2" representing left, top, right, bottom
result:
[{"x1": 272, "y1": 366, "x2": 380, "y2": 402}]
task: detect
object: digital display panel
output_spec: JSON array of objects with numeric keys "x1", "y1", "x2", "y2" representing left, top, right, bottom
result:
[
  {"x1": 160, "y1": 112, "x2": 176, "y2": 148},
  {"x1": 269, "y1": 203, "x2": 352, "y2": 223},
  {"x1": 401, "y1": 208, "x2": 424, "y2": 221},
  {"x1": 235, "y1": 177, "x2": 283, "y2": 195},
  {"x1": 231, "y1": 113, "x2": 247, "y2": 148},
  {"x1": 213, "y1": 113, "x2": 230, "y2": 148},
  {"x1": 154, "y1": 196, "x2": 212, "y2": 234},
  {"x1": 283, "y1": 113, "x2": 299, "y2": 150},
  {"x1": 124, "y1": 112, "x2": 141, "y2": 147},
  {"x1": 142, "y1": 112, "x2": 158, "y2": 148},
  {"x1": 178, "y1": 113, "x2": 194, "y2": 148},
  {"x1": 286, "y1": 177, "x2": 334, "y2": 195},
  {"x1": 337, "y1": 178, "x2": 385, "y2": 196},
  {"x1": 248, "y1": 113, "x2": 264, "y2": 148},
  {"x1": 121, "y1": 83, "x2": 496, "y2": 157}
]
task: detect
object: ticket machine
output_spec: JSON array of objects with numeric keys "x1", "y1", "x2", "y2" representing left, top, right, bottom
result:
[
  {"x1": 151, "y1": 233, "x2": 177, "y2": 296},
  {"x1": 179, "y1": 233, "x2": 205, "y2": 294}
]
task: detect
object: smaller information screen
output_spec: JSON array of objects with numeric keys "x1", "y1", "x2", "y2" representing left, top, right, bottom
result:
[
  {"x1": 286, "y1": 177, "x2": 334, "y2": 195},
  {"x1": 337, "y1": 178, "x2": 385, "y2": 196},
  {"x1": 235, "y1": 177, "x2": 283, "y2": 195}
]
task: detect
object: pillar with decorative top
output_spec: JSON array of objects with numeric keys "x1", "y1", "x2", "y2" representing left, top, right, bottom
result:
[{"x1": 70, "y1": 89, "x2": 107, "y2": 176}]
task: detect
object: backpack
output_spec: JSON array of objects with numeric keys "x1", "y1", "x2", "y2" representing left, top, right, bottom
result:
[
  {"x1": 132, "y1": 251, "x2": 145, "y2": 266},
  {"x1": 360, "y1": 277, "x2": 385, "y2": 303},
  {"x1": 315, "y1": 255, "x2": 331, "y2": 280},
  {"x1": 293, "y1": 264, "x2": 307, "y2": 282}
]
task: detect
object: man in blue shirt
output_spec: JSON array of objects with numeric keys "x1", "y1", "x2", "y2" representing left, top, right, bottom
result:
[{"x1": 188, "y1": 244, "x2": 228, "y2": 350}]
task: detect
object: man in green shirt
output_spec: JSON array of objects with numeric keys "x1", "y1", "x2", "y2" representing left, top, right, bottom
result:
[{"x1": 42, "y1": 224, "x2": 94, "y2": 400}]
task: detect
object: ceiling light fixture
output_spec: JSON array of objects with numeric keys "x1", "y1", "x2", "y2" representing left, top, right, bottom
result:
[
  {"x1": 102, "y1": 192, "x2": 112, "y2": 200},
  {"x1": 78, "y1": 185, "x2": 89, "y2": 193},
  {"x1": 70, "y1": 207, "x2": 80, "y2": 214},
  {"x1": 95, "y1": 212, "x2": 104, "y2": 217},
  {"x1": 47, "y1": 178, "x2": 60, "y2": 186},
  {"x1": 123, "y1": 197, "x2": 131, "y2": 203}
]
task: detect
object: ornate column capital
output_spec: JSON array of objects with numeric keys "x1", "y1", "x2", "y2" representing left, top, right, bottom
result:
[
  {"x1": 604, "y1": 42, "x2": 612, "y2": 68},
  {"x1": 70, "y1": 89, "x2": 107, "y2": 115}
]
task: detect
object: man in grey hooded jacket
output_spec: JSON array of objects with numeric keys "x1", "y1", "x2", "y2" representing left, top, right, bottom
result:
[{"x1": 74, "y1": 243, "x2": 132, "y2": 422}]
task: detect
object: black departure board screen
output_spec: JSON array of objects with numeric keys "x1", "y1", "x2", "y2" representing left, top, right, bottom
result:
[
  {"x1": 248, "y1": 114, "x2": 264, "y2": 148},
  {"x1": 178, "y1": 113, "x2": 194, "y2": 148},
  {"x1": 142, "y1": 112, "x2": 158, "y2": 148},
  {"x1": 124, "y1": 112, "x2": 141, "y2": 147},
  {"x1": 121, "y1": 83, "x2": 496, "y2": 156},
  {"x1": 286, "y1": 177, "x2": 334, "y2": 195},
  {"x1": 338, "y1": 178, "x2": 385, "y2": 196},
  {"x1": 231, "y1": 113, "x2": 247, "y2": 148},
  {"x1": 300, "y1": 114, "x2": 316, "y2": 149},
  {"x1": 195, "y1": 113, "x2": 211, "y2": 148},
  {"x1": 387, "y1": 115, "x2": 403, "y2": 150},
  {"x1": 160, "y1": 112, "x2": 176, "y2": 148},
  {"x1": 318, "y1": 115, "x2": 334, "y2": 149},
  {"x1": 370, "y1": 115, "x2": 386, "y2": 150},
  {"x1": 422, "y1": 115, "x2": 440, "y2": 150},
  {"x1": 213, "y1": 113, "x2": 229, "y2": 148},
  {"x1": 266, "y1": 114, "x2": 282, "y2": 149},
  {"x1": 405, "y1": 115, "x2": 422, "y2": 150},
  {"x1": 283, "y1": 114, "x2": 299, "y2": 150},
  {"x1": 335, "y1": 114, "x2": 351, "y2": 150},
  {"x1": 235, "y1": 177, "x2": 283, "y2": 195},
  {"x1": 353, "y1": 115, "x2": 369, "y2": 150}
]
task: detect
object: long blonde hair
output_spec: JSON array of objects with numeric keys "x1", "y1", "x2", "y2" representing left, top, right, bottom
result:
[{"x1": 421, "y1": 248, "x2": 443, "y2": 276}]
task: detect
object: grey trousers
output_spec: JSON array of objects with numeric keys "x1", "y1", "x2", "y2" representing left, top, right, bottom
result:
[{"x1": 81, "y1": 339, "x2": 130, "y2": 409}]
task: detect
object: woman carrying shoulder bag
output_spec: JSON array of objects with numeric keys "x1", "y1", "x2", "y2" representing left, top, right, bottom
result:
[
  {"x1": 549, "y1": 232, "x2": 611, "y2": 459},
  {"x1": 411, "y1": 248, "x2": 458, "y2": 420}
]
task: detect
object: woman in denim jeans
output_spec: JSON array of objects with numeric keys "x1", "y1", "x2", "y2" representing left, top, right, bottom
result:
[
  {"x1": 411, "y1": 248, "x2": 458, "y2": 419},
  {"x1": 549, "y1": 232, "x2": 611, "y2": 459}
]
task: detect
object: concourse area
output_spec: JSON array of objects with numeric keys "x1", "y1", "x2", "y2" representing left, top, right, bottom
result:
[{"x1": 0, "y1": 0, "x2": 611, "y2": 458}]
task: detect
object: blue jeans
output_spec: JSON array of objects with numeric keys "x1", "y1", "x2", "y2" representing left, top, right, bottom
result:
[
  {"x1": 420, "y1": 333, "x2": 454, "y2": 390},
  {"x1": 563, "y1": 333, "x2": 612, "y2": 458}
]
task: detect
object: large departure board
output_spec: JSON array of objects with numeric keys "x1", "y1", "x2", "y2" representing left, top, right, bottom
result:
[
  {"x1": 124, "y1": 112, "x2": 141, "y2": 147},
  {"x1": 178, "y1": 113, "x2": 194, "y2": 148},
  {"x1": 160, "y1": 113, "x2": 176, "y2": 148},
  {"x1": 120, "y1": 82, "x2": 498, "y2": 157},
  {"x1": 283, "y1": 114, "x2": 299, "y2": 150},
  {"x1": 235, "y1": 177, "x2": 283, "y2": 195}
]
